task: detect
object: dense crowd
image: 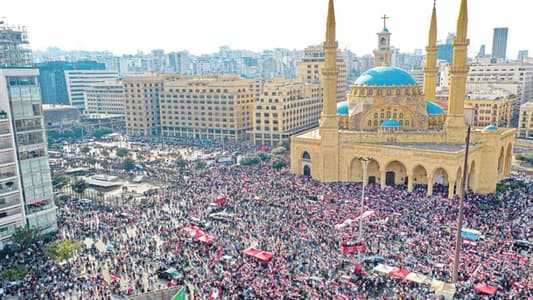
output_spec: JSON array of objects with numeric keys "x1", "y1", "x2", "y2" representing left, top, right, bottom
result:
[{"x1": 0, "y1": 139, "x2": 531, "y2": 299}]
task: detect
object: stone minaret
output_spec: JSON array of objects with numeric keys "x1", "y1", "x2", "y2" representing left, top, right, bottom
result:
[
  {"x1": 319, "y1": 0, "x2": 339, "y2": 130},
  {"x1": 445, "y1": 0, "x2": 469, "y2": 132},
  {"x1": 423, "y1": 0, "x2": 438, "y2": 101}
]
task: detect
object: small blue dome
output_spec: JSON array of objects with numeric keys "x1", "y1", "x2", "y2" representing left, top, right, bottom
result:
[
  {"x1": 354, "y1": 66, "x2": 417, "y2": 87},
  {"x1": 337, "y1": 101, "x2": 348, "y2": 115},
  {"x1": 485, "y1": 125, "x2": 498, "y2": 131},
  {"x1": 426, "y1": 100, "x2": 445, "y2": 115},
  {"x1": 380, "y1": 119, "x2": 401, "y2": 127}
]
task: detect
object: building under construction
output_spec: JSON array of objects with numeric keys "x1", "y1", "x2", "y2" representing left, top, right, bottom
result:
[{"x1": 0, "y1": 21, "x2": 32, "y2": 67}]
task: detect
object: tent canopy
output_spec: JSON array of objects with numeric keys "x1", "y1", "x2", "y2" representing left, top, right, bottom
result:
[
  {"x1": 242, "y1": 247, "x2": 274, "y2": 262},
  {"x1": 388, "y1": 267, "x2": 411, "y2": 279},
  {"x1": 405, "y1": 272, "x2": 430, "y2": 284},
  {"x1": 474, "y1": 282, "x2": 498, "y2": 295}
]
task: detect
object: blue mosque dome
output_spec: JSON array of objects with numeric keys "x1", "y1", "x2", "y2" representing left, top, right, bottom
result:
[
  {"x1": 380, "y1": 119, "x2": 401, "y2": 127},
  {"x1": 337, "y1": 101, "x2": 349, "y2": 115},
  {"x1": 354, "y1": 66, "x2": 417, "y2": 87},
  {"x1": 426, "y1": 100, "x2": 445, "y2": 115},
  {"x1": 485, "y1": 125, "x2": 498, "y2": 131}
]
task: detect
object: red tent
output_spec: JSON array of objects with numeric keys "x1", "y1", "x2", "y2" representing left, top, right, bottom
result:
[
  {"x1": 474, "y1": 283, "x2": 498, "y2": 295},
  {"x1": 340, "y1": 242, "x2": 366, "y2": 254},
  {"x1": 215, "y1": 195, "x2": 227, "y2": 206},
  {"x1": 388, "y1": 268, "x2": 411, "y2": 279},
  {"x1": 242, "y1": 247, "x2": 274, "y2": 262}
]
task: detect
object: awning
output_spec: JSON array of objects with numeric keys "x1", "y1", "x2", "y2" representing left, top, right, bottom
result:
[
  {"x1": 388, "y1": 268, "x2": 411, "y2": 279},
  {"x1": 373, "y1": 264, "x2": 394, "y2": 274},
  {"x1": 242, "y1": 247, "x2": 274, "y2": 262},
  {"x1": 405, "y1": 272, "x2": 430, "y2": 284},
  {"x1": 474, "y1": 282, "x2": 498, "y2": 295}
]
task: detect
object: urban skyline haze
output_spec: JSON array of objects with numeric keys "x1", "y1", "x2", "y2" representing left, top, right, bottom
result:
[{"x1": 3, "y1": 0, "x2": 531, "y2": 58}]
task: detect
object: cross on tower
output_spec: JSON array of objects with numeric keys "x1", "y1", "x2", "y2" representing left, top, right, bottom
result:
[{"x1": 381, "y1": 14, "x2": 389, "y2": 30}]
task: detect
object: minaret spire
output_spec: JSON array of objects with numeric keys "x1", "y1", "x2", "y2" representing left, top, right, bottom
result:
[
  {"x1": 319, "y1": 0, "x2": 339, "y2": 130},
  {"x1": 445, "y1": 0, "x2": 469, "y2": 133},
  {"x1": 326, "y1": 0, "x2": 336, "y2": 44},
  {"x1": 423, "y1": 0, "x2": 438, "y2": 101}
]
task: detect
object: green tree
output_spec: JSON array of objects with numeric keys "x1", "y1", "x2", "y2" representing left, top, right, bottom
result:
[
  {"x1": 195, "y1": 160, "x2": 207, "y2": 169},
  {"x1": 70, "y1": 124, "x2": 87, "y2": 139},
  {"x1": 240, "y1": 154, "x2": 261, "y2": 166},
  {"x1": 3, "y1": 265, "x2": 28, "y2": 281},
  {"x1": 271, "y1": 157, "x2": 288, "y2": 170},
  {"x1": 72, "y1": 179, "x2": 87, "y2": 195},
  {"x1": 116, "y1": 148, "x2": 129, "y2": 158},
  {"x1": 52, "y1": 172, "x2": 70, "y2": 188},
  {"x1": 100, "y1": 149, "x2": 110, "y2": 157},
  {"x1": 257, "y1": 152, "x2": 272, "y2": 162},
  {"x1": 92, "y1": 126, "x2": 113, "y2": 139},
  {"x1": 123, "y1": 158, "x2": 136, "y2": 172},
  {"x1": 46, "y1": 240, "x2": 83, "y2": 262},
  {"x1": 271, "y1": 146, "x2": 287, "y2": 156},
  {"x1": 81, "y1": 146, "x2": 91, "y2": 154},
  {"x1": 11, "y1": 226, "x2": 41, "y2": 250},
  {"x1": 176, "y1": 157, "x2": 188, "y2": 169}
]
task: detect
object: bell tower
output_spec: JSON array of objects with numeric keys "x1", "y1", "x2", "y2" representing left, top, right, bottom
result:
[{"x1": 374, "y1": 15, "x2": 393, "y2": 66}]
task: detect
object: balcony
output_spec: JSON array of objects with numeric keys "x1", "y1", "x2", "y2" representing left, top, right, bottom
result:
[{"x1": 0, "y1": 207, "x2": 23, "y2": 225}]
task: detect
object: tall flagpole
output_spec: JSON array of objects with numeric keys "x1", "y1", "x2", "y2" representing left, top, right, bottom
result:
[{"x1": 452, "y1": 124, "x2": 471, "y2": 282}]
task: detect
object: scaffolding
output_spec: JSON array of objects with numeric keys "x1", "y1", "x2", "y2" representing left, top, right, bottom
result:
[{"x1": 0, "y1": 21, "x2": 32, "y2": 67}]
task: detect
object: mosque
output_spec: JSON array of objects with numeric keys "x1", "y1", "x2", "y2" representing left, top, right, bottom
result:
[{"x1": 290, "y1": 0, "x2": 515, "y2": 197}]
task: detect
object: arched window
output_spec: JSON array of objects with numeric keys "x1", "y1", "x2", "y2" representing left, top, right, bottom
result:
[
  {"x1": 368, "y1": 120, "x2": 372, "y2": 126},
  {"x1": 387, "y1": 89, "x2": 392, "y2": 96},
  {"x1": 380, "y1": 113, "x2": 385, "y2": 119},
  {"x1": 374, "y1": 113, "x2": 378, "y2": 118},
  {"x1": 393, "y1": 113, "x2": 397, "y2": 119},
  {"x1": 406, "y1": 120, "x2": 410, "y2": 126},
  {"x1": 302, "y1": 152, "x2": 311, "y2": 160},
  {"x1": 374, "y1": 120, "x2": 378, "y2": 126},
  {"x1": 303, "y1": 165, "x2": 311, "y2": 177},
  {"x1": 405, "y1": 89, "x2": 410, "y2": 95},
  {"x1": 399, "y1": 113, "x2": 403, "y2": 119},
  {"x1": 368, "y1": 89, "x2": 373, "y2": 96},
  {"x1": 377, "y1": 89, "x2": 382, "y2": 96},
  {"x1": 396, "y1": 89, "x2": 401, "y2": 96},
  {"x1": 387, "y1": 111, "x2": 391, "y2": 118}
]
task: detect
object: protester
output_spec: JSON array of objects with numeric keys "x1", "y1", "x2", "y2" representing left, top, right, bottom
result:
[{"x1": 1, "y1": 138, "x2": 530, "y2": 299}]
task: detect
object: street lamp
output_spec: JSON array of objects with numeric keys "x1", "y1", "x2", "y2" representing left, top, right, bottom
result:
[{"x1": 358, "y1": 156, "x2": 372, "y2": 260}]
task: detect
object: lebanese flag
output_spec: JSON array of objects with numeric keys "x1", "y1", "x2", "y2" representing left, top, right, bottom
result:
[{"x1": 209, "y1": 287, "x2": 221, "y2": 299}]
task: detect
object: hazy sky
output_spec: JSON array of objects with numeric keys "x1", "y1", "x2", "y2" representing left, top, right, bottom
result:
[{"x1": 3, "y1": 0, "x2": 531, "y2": 58}]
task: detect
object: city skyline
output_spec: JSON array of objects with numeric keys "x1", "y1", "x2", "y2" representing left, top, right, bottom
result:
[{"x1": 3, "y1": 0, "x2": 531, "y2": 58}]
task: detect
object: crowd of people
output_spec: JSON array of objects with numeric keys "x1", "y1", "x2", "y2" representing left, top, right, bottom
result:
[{"x1": 0, "y1": 138, "x2": 531, "y2": 299}]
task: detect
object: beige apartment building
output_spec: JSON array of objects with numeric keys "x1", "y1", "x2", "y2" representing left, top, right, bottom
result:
[
  {"x1": 298, "y1": 45, "x2": 347, "y2": 102},
  {"x1": 465, "y1": 92, "x2": 513, "y2": 128},
  {"x1": 160, "y1": 75, "x2": 255, "y2": 141},
  {"x1": 518, "y1": 102, "x2": 533, "y2": 139},
  {"x1": 84, "y1": 80, "x2": 124, "y2": 115},
  {"x1": 252, "y1": 78, "x2": 322, "y2": 145},
  {"x1": 124, "y1": 74, "x2": 176, "y2": 136}
]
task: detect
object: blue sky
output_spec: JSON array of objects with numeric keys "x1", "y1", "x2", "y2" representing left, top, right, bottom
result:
[{"x1": 3, "y1": 0, "x2": 530, "y2": 58}]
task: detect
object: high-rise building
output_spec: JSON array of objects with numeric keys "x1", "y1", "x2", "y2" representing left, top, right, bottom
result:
[
  {"x1": 298, "y1": 45, "x2": 347, "y2": 102},
  {"x1": 160, "y1": 75, "x2": 255, "y2": 141},
  {"x1": 517, "y1": 101, "x2": 533, "y2": 139},
  {"x1": 477, "y1": 45, "x2": 486, "y2": 58},
  {"x1": 123, "y1": 74, "x2": 175, "y2": 136},
  {"x1": 84, "y1": 80, "x2": 124, "y2": 115},
  {"x1": 517, "y1": 50, "x2": 529, "y2": 61},
  {"x1": 252, "y1": 78, "x2": 322, "y2": 145},
  {"x1": 167, "y1": 51, "x2": 191, "y2": 75},
  {"x1": 492, "y1": 27, "x2": 509, "y2": 60},
  {"x1": 64, "y1": 70, "x2": 119, "y2": 111},
  {"x1": 35, "y1": 61, "x2": 73, "y2": 105},
  {"x1": 0, "y1": 23, "x2": 32, "y2": 67},
  {"x1": 36, "y1": 60, "x2": 107, "y2": 106},
  {"x1": 0, "y1": 69, "x2": 57, "y2": 248},
  {"x1": 437, "y1": 44, "x2": 454, "y2": 64}
]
